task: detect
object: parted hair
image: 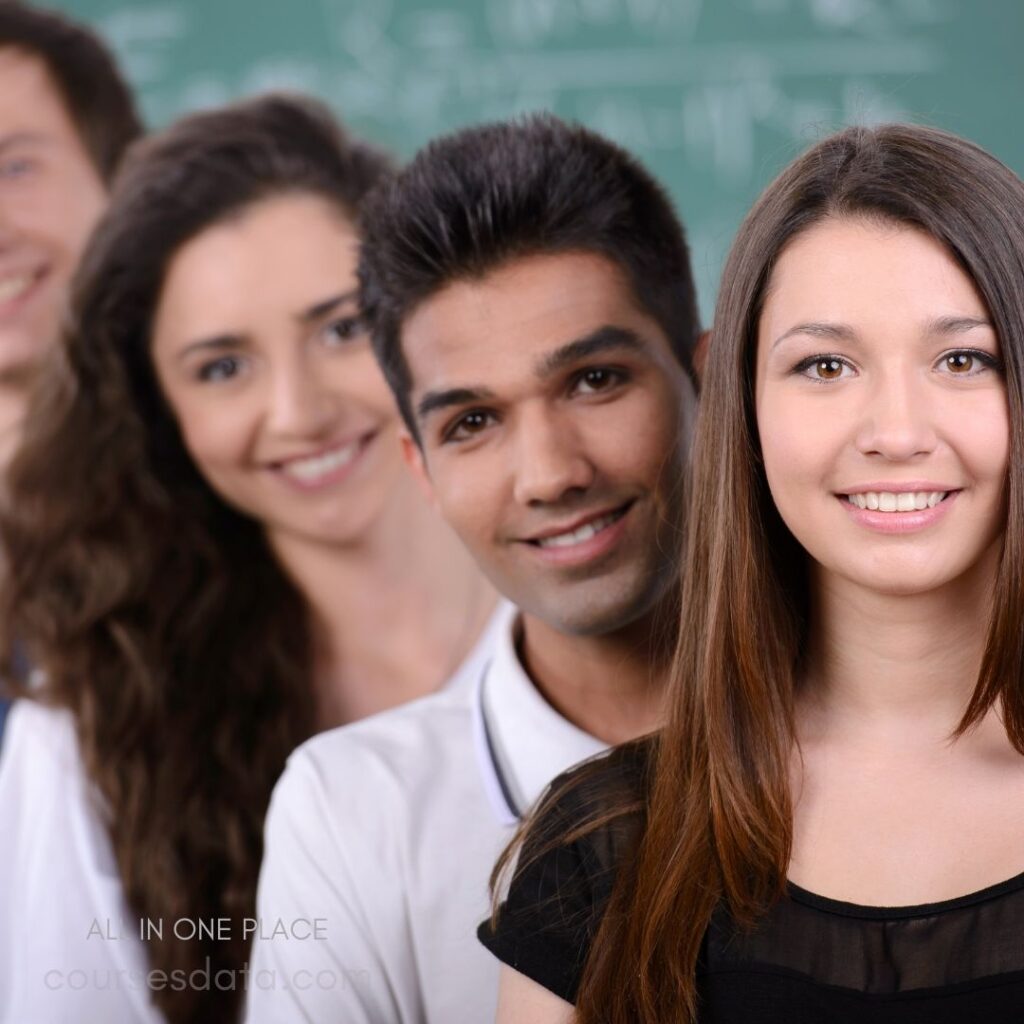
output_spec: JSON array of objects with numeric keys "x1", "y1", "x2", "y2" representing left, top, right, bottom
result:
[
  {"x1": 359, "y1": 112, "x2": 700, "y2": 435},
  {"x1": 498, "y1": 123, "x2": 1024, "y2": 1023},
  {"x1": 0, "y1": 1, "x2": 142, "y2": 182},
  {"x1": 0, "y1": 93, "x2": 393, "y2": 1024}
]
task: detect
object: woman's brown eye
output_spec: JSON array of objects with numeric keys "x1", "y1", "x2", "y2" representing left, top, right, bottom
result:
[
  {"x1": 816, "y1": 359, "x2": 843, "y2": 379},
  {"x1": 946, "y1": 352, "x2": 974, "y2": 373}
]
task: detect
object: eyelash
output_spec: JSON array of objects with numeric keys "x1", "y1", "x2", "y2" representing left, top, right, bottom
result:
[
  {"x1": 0, "y1": 157, "x2": 37, "y2": 181},
  {"x1": 322, "y1": 314, "x2": 364, "y2": 345},
  {"x1": 792, "y1": 348, "x2": 1003, "y2": 382},
  {"x1": 442, "y1": 409, "x2": 494, "y2": 444},
  {"x1": 196, "y1": 355, "x2": 246, "y2": 383},
  {"x1": 570, "y1": 366, "x2": 628, "y2": 395}
]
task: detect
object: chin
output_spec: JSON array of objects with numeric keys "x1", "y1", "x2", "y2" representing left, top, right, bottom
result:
[
  {"x1": 836, "y1": 563, "x2": 967, "y2": 598},
  {"x1": 525, "y1": 579, "x2": 666, "y2": 638}
]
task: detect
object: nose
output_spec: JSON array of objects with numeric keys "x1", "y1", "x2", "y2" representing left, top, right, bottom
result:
[
  {"x1": 511, "y1": 405, "x2": 595, "y2": 506},
  {"x1": 264, "y1": 357, "x2": 337, "y2": 440},
  {"x1": 854, "y1": 369, "x2": 937, "y2": 461}
]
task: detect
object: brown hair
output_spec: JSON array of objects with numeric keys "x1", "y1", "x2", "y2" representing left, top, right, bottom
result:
[
  {"x1": 0, "y1": 1, "x2": 142, "y2": 183},
  {"x1": 504, "y1": 123, "x2": 1024, "y2": 1022},
  {"x1": 0, "y1": 94, "x2": 393, "y2": 1023}
]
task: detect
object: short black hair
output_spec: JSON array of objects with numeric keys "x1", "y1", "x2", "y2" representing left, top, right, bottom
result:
[
  {"x1": 0, "y1": 1, "x2": 142, "y2": 183},
  {"x1": 359, "y1": 112, "x2": 700, "y2": 435}
]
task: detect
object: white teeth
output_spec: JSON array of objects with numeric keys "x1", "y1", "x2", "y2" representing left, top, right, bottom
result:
[
  {"x1": 0, "y1": 273, "x2": 34, "y2": 305},
  {"x1": 846, "y1": 490, "x2": 948, "y2": 513},
  {"x1": 536, "y1": 509, "x2": 624, "y2": 549},
  {"x1": 280, "y1": 441, "x2": 361, "y2": 483}
]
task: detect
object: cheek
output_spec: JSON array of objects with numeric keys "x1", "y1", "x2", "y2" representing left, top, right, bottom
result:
[
  {"x1": 324, "y1": 348, "x2": 401, "y2": 423},
  {"x1": 756, "y1": 390, "x2": 845, "y2": 524},
  {"x1": 432, "y1": 455, "x2": 506, "y2": 550},
  {"x1": 587, "y1": 388, "x2": 683, "y2": 483},
  {"x1": 759, "y1": 394, "x2": 813, "y2": 484},
  {"x1": 20, "y1": 172, "x2": 103, "y2": 262},
  {"x1": 959, "y1": 395, "x2": 1010, "y2": 488},
  {"x1": 175, "y1": 400, "x2": 255, "y2": 477}
]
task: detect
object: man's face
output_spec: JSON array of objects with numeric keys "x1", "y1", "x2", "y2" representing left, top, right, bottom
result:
[
  {"x1": 402, "y1": 251, "x2": 693, "y2": 637},
  {"x1": 0, "y1": 47, "x2": 106, "y2": 381}
]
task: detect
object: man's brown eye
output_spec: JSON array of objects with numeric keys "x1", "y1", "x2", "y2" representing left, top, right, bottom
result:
[{"x1": 461, "y1": 412, "x2": 488, "y2": 431}]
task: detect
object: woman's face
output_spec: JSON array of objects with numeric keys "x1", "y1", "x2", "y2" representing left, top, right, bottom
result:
[
  {"x1": 755, "y1": 215, "x2": 1009, "y2": 597},
  {"x1": 152, "y1": 192, "x2": 405, "y2": 550}
]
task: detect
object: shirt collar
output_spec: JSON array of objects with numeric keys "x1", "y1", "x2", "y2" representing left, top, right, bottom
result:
[{"x1": 481, "y1": 608, "x2": 607, "y2": 818}]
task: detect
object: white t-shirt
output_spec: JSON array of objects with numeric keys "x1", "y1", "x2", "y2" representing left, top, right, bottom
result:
[
  {"x1": 0, "y1": 700, "x2": 164, "y2": 1023},
  {"x1": 245, "y1": 604, "x2": 606, "y2": 1024}
]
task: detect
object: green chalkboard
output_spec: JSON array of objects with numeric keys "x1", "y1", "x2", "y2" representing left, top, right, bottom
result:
[{"x1": 54, "y1": 0, "x2": 1024, "y2": 318}]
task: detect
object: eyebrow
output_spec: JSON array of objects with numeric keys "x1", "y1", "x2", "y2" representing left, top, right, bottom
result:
[
  {"x1": 927, "y1": 315, "x2": 993, "y2": 335},
  {"x1": 176, "y1": 291, "x2": 360, "y2": 361},
  {"x1": 296, "y1": 290, "x2": 358, "y2": 325},
  {"x1": 0, "y1": 131, "x2": 49, "y2": 156},
  {"x1": 535, "y1": 325, "x2": 648, "y2": 377},
  {"x1": 177, "y1": 333, "x2": 247, "y2": 362},
  {"x1": 414, "y1": 324, "x2": 648, "y2": 424},
  {"x1": 770, "y1": 321, "x2": 857, "y2": 351},
  {"x1": 417, "y1": 385, "x2": 497, "y2": 422},
  {"x1": 771, "y1": 315, "x2": 994, "y2": 352}
]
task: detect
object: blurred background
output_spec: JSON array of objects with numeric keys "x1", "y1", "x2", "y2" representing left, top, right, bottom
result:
[{"x1": 55, "y1": 0, "x2": 1024, "y2": 321}]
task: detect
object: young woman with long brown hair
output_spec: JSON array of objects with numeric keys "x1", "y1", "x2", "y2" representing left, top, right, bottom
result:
[
  {"x1": 0, "y1": 94, "x2": 494, "y2": 1023},
  {"x1": 481, "y1": 122, "x2": 1024, "y2": 1023}
]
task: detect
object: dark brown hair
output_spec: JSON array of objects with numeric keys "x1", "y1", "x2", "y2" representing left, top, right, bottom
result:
[
  {"x1": 0, "y1": 93, "x2": 393, "y2": 1023},
  {"x1": 359, "y1": 112, "x2": 700, "y2": 436},
  {"x1": 0, "y1": 1, "x2": 142, "y2": 183},
  {"x1": 507, "y1": 123, "x2": 1024, "y2": 1022}
]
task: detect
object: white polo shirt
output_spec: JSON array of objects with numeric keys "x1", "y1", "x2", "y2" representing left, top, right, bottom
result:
[
  {"x1": 0, "y1": 701, "x2": 164, "y2": 1024},
  {"x1": 246, "y1": 603, "x2": 606, "y2": 1024}
]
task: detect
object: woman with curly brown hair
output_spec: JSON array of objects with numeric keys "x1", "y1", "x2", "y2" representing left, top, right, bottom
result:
[{"x1": 0, "y1": 93, "x2": 494, "y2": 1024}]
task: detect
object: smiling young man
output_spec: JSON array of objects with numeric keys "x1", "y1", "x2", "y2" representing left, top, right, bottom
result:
[
  {"x1": 246, "y1": 114, "x2": 701, "y2": 1024},
  {"x1": 0, "y1": 3, "x2": 140, "y2": 470}
]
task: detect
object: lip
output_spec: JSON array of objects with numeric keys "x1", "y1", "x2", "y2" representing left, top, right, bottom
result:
[
  {"x1": 835, "y1": 481, "x2": 961, "y2": 495},
  {"x1": 518, "y1": 500, "x2": 635, "y2": 568},
  {"x1": 837, "y1": 489, "x2": 959, "y2": 534},
  {"x1": 522, "y1": 502, "x2": 633, "y2": 543},
  {"x1": 0, "y1": 266, "x2": 49, "y2": 322},
  {"x1": 267, "y1": 431, "x2": 378, "y2": 493}
]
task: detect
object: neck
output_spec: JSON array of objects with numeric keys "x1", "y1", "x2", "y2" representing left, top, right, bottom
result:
[
  {"x1": 519, "y1": 591, "x2": 678, "y2": 745},
  {"x1": 799, "y1": 545, "x2": 1001, "y2": 746},
  {"x1": 270, "y1": 472, "x2": 496, "y2": 727}
]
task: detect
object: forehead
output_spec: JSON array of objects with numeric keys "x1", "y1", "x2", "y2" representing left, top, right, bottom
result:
[
  {"x1": 402, "y1": 250, "x2": 670, "y2": 394},
  {"x1": 155, "y1": 194, "x2": 359, "y2": 340},
  {"x1": 0, "y1": 46, "x2": 78, "y2": 143},
  {"x1": 761, "y1": 216, "x2": 989, "y2": 338}
]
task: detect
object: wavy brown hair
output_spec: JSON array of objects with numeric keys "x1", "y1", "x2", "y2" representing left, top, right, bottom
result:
[
  {"x1": 0, "y1": 94, "x2": 393, "y2": 1023},
  {"x1": 500, "y1": 123, "x2": 1024, "y2": 1022}
]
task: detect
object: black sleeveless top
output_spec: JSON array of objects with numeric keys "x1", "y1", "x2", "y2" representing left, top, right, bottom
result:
[{"x1": 478, "y1": 744, "x2": 1024, "y2": 1022}]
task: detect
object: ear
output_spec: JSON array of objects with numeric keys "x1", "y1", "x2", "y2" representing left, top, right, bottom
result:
[
  {"x1": 693, "y1": 328, "x2": 711, "y2": 382},
  {"x1": 400, "y1": 429, "x2": 438, "y2": 508}
]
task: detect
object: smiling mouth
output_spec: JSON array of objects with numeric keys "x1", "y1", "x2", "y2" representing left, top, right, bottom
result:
[
  {"x1": 527, "y1": 502, "x2": 632, "y2": 549},
  {"x1": 273, "y1": 434, "x2": 374, "y2": 485},
  {"x1": 0, "y1": 269, "x2": 44, "y2": 308},
  {"x1": 842, "y1": 490, "x2": 953, "y2": 512}
]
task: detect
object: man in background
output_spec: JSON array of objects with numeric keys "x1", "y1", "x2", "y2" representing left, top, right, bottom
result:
[
  {"x1": 0, "y1": 2, "x2": 141, "y2": 470},
  {"x1": 248, "y1": 113, "x2": 702, "y2": 1024}
]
